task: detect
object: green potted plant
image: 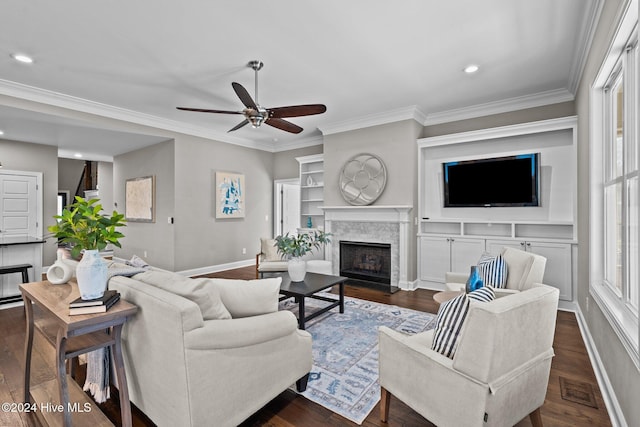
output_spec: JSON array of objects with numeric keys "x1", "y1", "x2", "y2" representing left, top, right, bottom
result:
[
  {"x1": 48, "y1": 196, "x2": 126, "y2": 299},
  {"x1": 275, "y1": 230, "x2": 331, "y2": 281}
]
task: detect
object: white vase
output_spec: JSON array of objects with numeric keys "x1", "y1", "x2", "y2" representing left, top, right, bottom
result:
[
  {"x1": 46, "y1": 252, "x2": 75, "y2": 285},
  {"x1": 75, "y1": 249, "x2": 108, "y2": 300},
  {"x1": 288, "y1": 257, "x2": 307, "y2": 282}
]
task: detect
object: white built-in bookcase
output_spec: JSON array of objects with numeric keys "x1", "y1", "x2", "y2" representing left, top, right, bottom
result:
[{"x1": 416, "y1": 116, "x2": 577, "y2": 305}]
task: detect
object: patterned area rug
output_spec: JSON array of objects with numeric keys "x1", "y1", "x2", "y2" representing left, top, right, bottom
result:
[{"x1": 280, "y1": 293, "x2": 437, "y2": 425}]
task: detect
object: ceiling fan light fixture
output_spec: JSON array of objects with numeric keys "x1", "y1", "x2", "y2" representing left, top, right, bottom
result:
[{"x1": 248, "y1": 114, "x2": 266, "y2": 128}]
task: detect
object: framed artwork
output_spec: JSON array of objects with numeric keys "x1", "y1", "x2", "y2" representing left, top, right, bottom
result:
[
  {"x1": 125, "y1": 176, "x2": 155, "y2": 222},
  {"x1": 215, "y1": 171, "x2": 245, "y2": 218}
]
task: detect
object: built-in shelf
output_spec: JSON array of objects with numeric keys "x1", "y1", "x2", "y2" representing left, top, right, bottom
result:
[
  {"x1": 297, "y1": 154, "x2": 325, "y2": 234},
  {"x1": 418, "y1": 219, "x2": 575, "y2": 242}
]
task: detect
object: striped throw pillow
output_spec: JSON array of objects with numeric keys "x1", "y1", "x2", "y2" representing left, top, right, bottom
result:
[
  {"x1": 477, "y1": 253, "x2": 508, "y2": 288},
  {"x1": 431, "y1": 286, "x2": 495, "y2": 358}
]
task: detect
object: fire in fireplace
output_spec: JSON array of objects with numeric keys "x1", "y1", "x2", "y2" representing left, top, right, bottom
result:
[{"x1": 339, "y1": 240, "x2": 391, "y2": 285}]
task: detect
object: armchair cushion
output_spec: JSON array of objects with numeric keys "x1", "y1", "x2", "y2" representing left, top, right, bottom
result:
[
  {"x1": 260, "y1": 238, "x2": 282, "y2": 261},
  {"x1": 431, "y1": 286, "x2": 495, "y2": 358},
  {"x1": 206, "y1": 277, "x2": 282, "y2": 318},
  {"x1": 477, "y1": 252, "x2": 508, "y2": 288}
]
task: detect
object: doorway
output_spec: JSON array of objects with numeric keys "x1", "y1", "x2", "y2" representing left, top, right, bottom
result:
[{"x1": 273, "y1": 178, "x2": 300, "y2": 237}]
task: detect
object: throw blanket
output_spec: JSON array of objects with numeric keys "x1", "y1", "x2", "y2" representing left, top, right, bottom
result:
[{"x1": 83, "y1": 265, "x2": 147, "y2": 403}]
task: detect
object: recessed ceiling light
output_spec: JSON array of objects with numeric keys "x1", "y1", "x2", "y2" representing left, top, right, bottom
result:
[
  {"x1": 11, "y1": 53, "x2": 34, "y2": 64},
  {"x1": 464, "y1": 64, "x2": 479, "y2": 74},
  {"x1": 74, "y1": 153, "x2": 83, "y2": 158}
]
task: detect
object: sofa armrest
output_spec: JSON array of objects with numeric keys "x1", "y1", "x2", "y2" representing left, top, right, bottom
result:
[
  {"x1": 185, "y1": 310, "x2": 303, "y2": 350},
  {"x1": 494, "y1": 288, "x2": 520, "y2": 298},
  {"x1": 445, "y1": 271, "x2": 469, "y2": 284}
]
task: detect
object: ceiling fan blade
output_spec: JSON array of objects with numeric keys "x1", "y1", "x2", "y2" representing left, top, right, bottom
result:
[
  {"x1": 228, "y1": 119, "x2": 250, "y2": 133},
  {"x1": 265, "y1": 118, "x2": 303, "y2": 134},
  {"x1": 177, "y1": 107, "x2": 242, "y2": 114},
  {"x1": 268, "y1": 104, "x2": 327, "y2": 118},
  {"x1": 232, "y1": 82, "x2": 258, "y2": 110}
]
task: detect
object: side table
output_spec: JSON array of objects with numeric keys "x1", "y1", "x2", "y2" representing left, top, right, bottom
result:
[
  {"x1": 433, "y1": 290, "x2": 463, "y2": 306},
  {"x1": 21, "y1": 280, "x2": 138, "y2": 427}
]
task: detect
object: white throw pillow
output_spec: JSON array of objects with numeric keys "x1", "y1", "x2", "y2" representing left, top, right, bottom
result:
[
  {"x1": 206, "y1": 277, "x2": 282, "y2": 318},
  {"x1": 134, "y1": 270, "x2": 231, "y2": 320}
]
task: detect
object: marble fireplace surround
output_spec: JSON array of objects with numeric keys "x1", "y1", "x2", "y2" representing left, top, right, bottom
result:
[{"x1": 321, "y1": 205, "x2": 412, "y2": 289}]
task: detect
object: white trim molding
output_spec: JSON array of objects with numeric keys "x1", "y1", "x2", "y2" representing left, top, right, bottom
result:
[
  {"x1": 575, "y1": 305, "x2": 628, "y2": 426},
  {"x1": 319, "y1": 106, "x2": 427, "y2": 136}
]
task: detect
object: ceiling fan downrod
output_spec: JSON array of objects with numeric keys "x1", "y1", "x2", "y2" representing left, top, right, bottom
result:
[{"x1": 248, "y1": 60, "x2": 263, "y2": 106}]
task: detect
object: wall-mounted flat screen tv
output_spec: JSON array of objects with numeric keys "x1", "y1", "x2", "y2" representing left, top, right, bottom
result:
[{"x1": 442, "y1": 153, "x2": 540, "y2": 207}]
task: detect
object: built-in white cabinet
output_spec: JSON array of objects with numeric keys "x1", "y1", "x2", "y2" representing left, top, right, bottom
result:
[
  {"x1": 296, "y1": 154, "x2": 324, "y2": 231},
  {"x1": 419, "y1": 236, "x2": 485, "y2": 283},
  {"x1": 416, "y1": 117, "x2": 578, "y2": 304},
  {"x1": 485, "y1": 239, "x2": 572, "y2": 301}
]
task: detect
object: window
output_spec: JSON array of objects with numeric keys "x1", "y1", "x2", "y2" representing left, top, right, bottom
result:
[{"x1": 590, "y1": 1, "x2": 639, "y2": 368}]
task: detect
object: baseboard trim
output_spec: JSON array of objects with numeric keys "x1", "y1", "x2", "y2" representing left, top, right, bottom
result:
[
  {"x1": 177, "y1": 259, "x2": 255, "y2": 277},
  {"x1": 575, "y1": 306, "x2": 627, "y2": 427},
  {"x1": 398, "y1": 280, "x2": 418, "y2": 291}
]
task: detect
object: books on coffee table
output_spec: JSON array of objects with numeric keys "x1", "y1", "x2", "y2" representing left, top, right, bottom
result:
[{"x1": 69, "y1": 290, "x2": 120, "y2": 315}]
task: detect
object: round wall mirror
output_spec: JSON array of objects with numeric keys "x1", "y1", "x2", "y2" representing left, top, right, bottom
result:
[{"x1": 339, "y1": 153, "x2": 387, "y2": 205}]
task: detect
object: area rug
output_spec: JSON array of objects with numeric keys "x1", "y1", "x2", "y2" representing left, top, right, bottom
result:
[{"x1": 280, "y1": 294, "x2": 437, "y2": 424}]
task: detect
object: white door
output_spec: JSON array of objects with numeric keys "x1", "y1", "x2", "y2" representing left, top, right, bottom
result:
[
  {"x1": 0, "y1": 174, "x2": 37, "y2": 236},
  {"x1": 0, "y1": 172, "x2": 40, "y2": 297},
  {"x1": 281, "y1": 183, "x2": 300, "y2": 235},
  {"x1": 273, "y1": 179, "x2": 300, "y2": 237}
]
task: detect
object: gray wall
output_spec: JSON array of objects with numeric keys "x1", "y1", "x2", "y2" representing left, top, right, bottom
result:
[
  {"x1": 421, "y1": 101, "x2": 576, "y2": 138},
  {"x1": 173, "y1": 135, "x2": 274, "y2": 271},
  {"x1": 574, "y1": 0, "x2": 638, "y2": 425},
  {"x1": 0, "y1": 139, "x2": 59, "y2": 265},
  {"x1": 323, "y1": 119, "x2": 423, "y2": 281},
  {"x1": 58, "y1": 158, "x2": 85, "y2": 197},
  {"x1": 97, "y1": 161, "x2": 114, "y2": 213},
  {"x1": 273, "y1": 145, "x2": 323, "y2": 180},
  {"x1": 114, "y1": 140, "x2": 176, "y2": 270}
]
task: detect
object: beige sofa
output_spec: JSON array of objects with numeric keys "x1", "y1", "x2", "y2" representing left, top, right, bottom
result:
[{"x1": 109, "y1": 269, "x2": 312, "y2": 427}]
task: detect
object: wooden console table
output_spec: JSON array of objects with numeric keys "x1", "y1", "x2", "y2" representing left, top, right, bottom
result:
[{"x1": 21, "y1": 280, "x2": 137, "y2": 427}]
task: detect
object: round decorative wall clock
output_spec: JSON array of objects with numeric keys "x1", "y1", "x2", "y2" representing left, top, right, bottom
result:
[{"x1": 339, "y1": 153, "x2": 387, "y2": 205}]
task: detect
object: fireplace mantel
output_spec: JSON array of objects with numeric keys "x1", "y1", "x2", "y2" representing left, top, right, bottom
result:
[{"x1": 320, "y1": 205, "x2": 413, "y2": 289}]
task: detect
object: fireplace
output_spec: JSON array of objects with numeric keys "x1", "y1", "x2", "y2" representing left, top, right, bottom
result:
[
  {"x1": 322, "y1": 205, "x2": 412, "y2": 290},
  {"x1": 340, "y1": 240, "x2": 391, "y2": 286}
]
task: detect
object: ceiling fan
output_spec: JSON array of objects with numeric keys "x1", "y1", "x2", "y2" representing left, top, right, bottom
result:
[{"x1": 177, "y1": 60, "x2": 326, "y2": 134}]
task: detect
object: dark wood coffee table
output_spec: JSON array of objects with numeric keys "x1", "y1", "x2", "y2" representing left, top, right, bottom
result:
[{"x1": 278, "y1": 272, "x2": 348, "y2": 330}]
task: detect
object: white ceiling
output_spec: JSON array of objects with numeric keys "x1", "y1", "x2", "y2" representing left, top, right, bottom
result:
[{"x1": 0, "y1": 0, "x2": 600, "y2": 160}]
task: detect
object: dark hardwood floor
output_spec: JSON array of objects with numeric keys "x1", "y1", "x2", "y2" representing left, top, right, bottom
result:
[{"x1": 0, "y1": 266, "x2": 611, "y2": 426}]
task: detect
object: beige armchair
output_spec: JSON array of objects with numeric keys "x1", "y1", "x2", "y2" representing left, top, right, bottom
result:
[
  {"x1": 379, "y1": 284, "x2": 559, "y2": 427},
  {"x1": 256, "y1": 237, "x2": 288, "y2": 278},
  {"x1": 445, "y1": 246, "x2": 546, "y2": 296}
]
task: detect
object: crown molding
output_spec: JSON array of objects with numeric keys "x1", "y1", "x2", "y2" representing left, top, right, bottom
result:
[
  {"x1": 318, "y1": 105, "x2": 427, "y2": 136},
  {"x1": 271, "y1": 134, "x2": 324, "y2": 153},
  {"x1": 567, "y1": 0, "x2": 604, "y2": 94},
  {"x1": 0, "y1": 79, "x2": 281, "y2": 152},
  {"x1": 423, "y1": 88, "x2": 575, "y2": 126},
  {"x1": 417, "y1": 115, "x2": 577, "y2": 147}
]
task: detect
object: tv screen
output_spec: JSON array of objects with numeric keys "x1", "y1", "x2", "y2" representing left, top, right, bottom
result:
[{"x1": 442, "y1": 153, "x2": 540, "y2": 207}]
